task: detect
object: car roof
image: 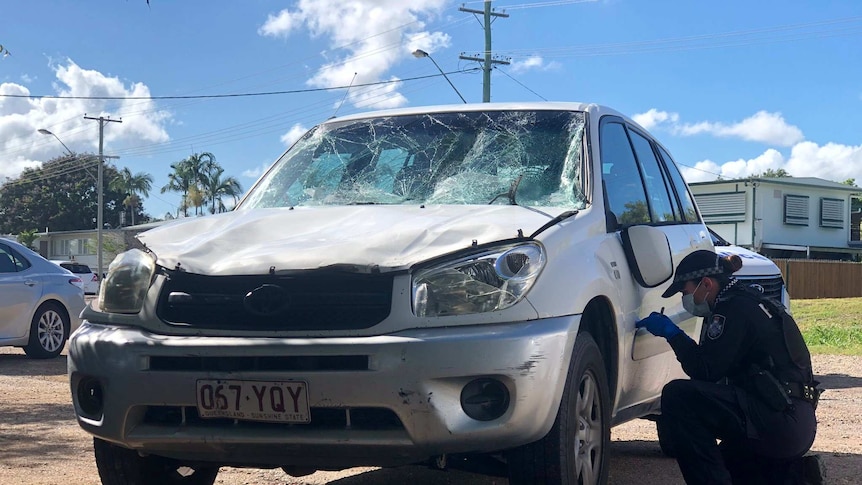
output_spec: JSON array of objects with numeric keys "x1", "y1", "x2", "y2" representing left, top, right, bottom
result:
[
  {"x1": 327, "y1": 101, "x2": 629, "y2": 124},
  {"x1": 51, "y1": 260, "x2": 93, "y2": 268}
]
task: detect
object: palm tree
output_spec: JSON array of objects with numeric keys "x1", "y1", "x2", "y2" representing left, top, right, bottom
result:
[
  {"x1": 203, "y1": 166, "x2": 243, "y2": 213},
  {"x1": 109, "y1": 167, "x2": 153, "y2": 226},
  {"x1": 161, "y1": 152, "x2": 216, "y2": 216}
]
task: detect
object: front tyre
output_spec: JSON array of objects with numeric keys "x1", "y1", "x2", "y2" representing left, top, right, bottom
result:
[
  {"x1": 94, "y1": 438, "x2": 219, "y2": 485},
  {"x1": 23, "y1": 302, "x2": 69, "y2": 359},
  {"x1": 507, "y1": 333, "x2": 611, "y2": 484}
]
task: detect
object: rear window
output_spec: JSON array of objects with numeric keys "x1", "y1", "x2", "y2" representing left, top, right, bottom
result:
[{"x1": 60, "y1": 263, "x2": 92, "y2": 274}]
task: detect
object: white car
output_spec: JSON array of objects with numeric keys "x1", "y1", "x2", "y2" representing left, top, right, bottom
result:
[
  {"x1": 69, "y1": 102, "x2": 716, "y2": 484},
  {"x1": 51, "y1": 260, "x2": 100, "y2": 295},
  {"x1": 708, "y1": 228, "x2": 790, "y2": 308},
  {"x1": 0, "y1": 238, "x2": 86, "y2": 358}
]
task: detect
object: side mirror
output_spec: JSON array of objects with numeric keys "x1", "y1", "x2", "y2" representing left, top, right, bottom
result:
[{"x1": 621, "y1": 225, "x2": 673, "y2": 288}]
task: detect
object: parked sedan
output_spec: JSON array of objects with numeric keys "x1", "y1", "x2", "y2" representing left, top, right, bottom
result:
[
  {"x1": 51, "y1": 260, "x2": 100, "y2": 295},
  {"x1": 0, "y1": 238, "x2": 86, "y2": 358}
]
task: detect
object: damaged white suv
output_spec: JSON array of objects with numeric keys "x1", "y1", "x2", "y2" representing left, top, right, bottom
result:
[{"x1": 69, "y1": 103, "x2": 721, "y2": 484}]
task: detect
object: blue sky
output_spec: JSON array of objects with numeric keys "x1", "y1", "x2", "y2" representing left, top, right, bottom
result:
[{"x1": 2, "y1": 0, "x2": 862, "y2": 220}]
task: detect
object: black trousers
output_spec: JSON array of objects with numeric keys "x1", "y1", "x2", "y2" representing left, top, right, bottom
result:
[{"x1": 661, "y1": 379, "x2": 816, "y2": 485}]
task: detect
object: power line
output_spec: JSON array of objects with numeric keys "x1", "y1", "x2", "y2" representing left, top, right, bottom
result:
[
  {"x1": 0, "y1": 70, "x2": 479, "y2": 101},
  {"x1": 494, "y1": 66, "x2": 546, "y2": 100}
]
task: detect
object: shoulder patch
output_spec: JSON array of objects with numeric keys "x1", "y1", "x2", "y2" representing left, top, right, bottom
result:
[{"x1": 707, "y1": 314, "x2": 726, "y2": 340}]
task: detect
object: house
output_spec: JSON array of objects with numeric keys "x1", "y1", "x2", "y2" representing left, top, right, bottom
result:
[
  {"x1": 30, "y1": 220, "x2": 162, "y2": 276},
  {"x1": 689, "y1": 177, "x2": 862, "y2": 260}
]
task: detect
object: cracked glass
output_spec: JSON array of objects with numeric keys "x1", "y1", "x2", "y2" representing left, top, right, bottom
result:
[{"x1": 240, "y1": 110, "x2": 587, "y2": 209}]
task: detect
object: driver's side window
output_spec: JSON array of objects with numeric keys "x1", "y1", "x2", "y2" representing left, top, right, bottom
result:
[{"x1": 600, "y1": 122, "x2": 650, "y2": 227}]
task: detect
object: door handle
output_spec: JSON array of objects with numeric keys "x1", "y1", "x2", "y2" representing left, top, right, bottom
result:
[{"x1": 24, "y1": 280, "x2": 37, "y2": 287}]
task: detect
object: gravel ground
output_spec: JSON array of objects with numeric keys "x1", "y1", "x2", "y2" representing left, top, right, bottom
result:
[{"x1": 0, "y1": 348, "x2": 858, "y2": 484}]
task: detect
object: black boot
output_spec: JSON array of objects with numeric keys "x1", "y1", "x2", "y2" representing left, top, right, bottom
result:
[{"x1": 801, "y1": 454, "x2": 826, "y2": 485}]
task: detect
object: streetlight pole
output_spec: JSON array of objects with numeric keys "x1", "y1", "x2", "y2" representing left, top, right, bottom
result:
[
  {"x1": 412, "y1": 49, "x2": 467, "y2": 104},
  {"x1": 39, "y1": 124, "x2": 120, "y2": 280},
  {"x1": 37, "y1": 129, "x2": 73, "y2": 155}
]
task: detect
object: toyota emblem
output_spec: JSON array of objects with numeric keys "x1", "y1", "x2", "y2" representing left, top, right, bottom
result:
[{"x1": 243, "y1": 284, "x2": 290, "y2": 316}]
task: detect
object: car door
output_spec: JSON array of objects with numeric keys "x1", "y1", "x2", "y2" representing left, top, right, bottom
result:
[
  {"x1": 0, "y1": 243, "x2": 41, "y2": 340},
  {"x1": 599, "y1": 118, "x2": 701, "y2": 407}
]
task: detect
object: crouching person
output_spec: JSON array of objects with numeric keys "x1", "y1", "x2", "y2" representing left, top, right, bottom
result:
[{"x1": 637, "y1": 249, "x2": 823, "y2": 484}]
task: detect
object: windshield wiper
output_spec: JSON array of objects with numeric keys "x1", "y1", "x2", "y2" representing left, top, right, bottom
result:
[
  {"x1": 488, "y1": 174, "x2": 524, "y2": 205},
  {"x1": 530, "y1": 210, "x2": 578, "y2": 238}
]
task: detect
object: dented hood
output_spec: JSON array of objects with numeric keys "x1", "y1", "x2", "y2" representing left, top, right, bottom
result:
[{"x1": 137, "y1": 205, "x2": 565, "y2": 275}]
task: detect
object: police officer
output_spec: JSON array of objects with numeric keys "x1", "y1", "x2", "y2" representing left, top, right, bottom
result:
[{"x1": 636, "y1": 249, "x2": 822, "y2": 484}]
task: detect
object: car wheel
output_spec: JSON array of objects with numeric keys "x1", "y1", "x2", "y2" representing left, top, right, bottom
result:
[
  {"x1": 23, "y1": 302, "x2": 69, "y2": 359},
  {"x1": 94, "y1": 438, "x2": 220, "y2": 485},
  {"x1": 507, "y1": 333, "x2": 611, "y2": 484}
]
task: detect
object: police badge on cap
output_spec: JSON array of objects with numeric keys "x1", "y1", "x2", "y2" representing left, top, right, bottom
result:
[{"x1": 707, "y1": 314, "x2": 726, "y2": 340}]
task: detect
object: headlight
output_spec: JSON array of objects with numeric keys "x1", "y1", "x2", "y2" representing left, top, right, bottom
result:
[
  {"x1": 412, "y1": 242, "x2": 545, "y2": 317},
  {"x1": 98, "y1": 249, "x2": 156, "y2": 314}
]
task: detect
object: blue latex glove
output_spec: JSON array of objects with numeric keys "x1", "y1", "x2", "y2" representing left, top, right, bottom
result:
[{"x1": 636, "y1": 312, "x2": 683, "y2": 339}]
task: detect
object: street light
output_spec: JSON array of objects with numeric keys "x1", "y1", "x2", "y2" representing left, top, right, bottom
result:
[
  {"x1": 37, "y1": 128, "x2": 73, "y2": 155},
  {"x1": 412, "y1": 49, "x2": 467, "y2": 104},
  {"x1": 37, "y1": 128, "x2": 118, "y2": 280}
]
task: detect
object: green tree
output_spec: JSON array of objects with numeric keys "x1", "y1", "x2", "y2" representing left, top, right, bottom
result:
[
  {"x1": 0, "y1": 155, "x2": 126, "y2": 233},
  {"x1": 842, "y1": 178, "x2": 857, "y2": 187},
  {"x1": 203, "y1": 166, "x2": 243, "y2": 213},
  {"x1": 16, "y1": 229, "x2": 39, "y2": 250},
  {"x1": 109, "y1": 167, "x2": 154, "y2": 226},
  {"x1": 758, "y1": 168, "x2": 791, "y2": 178},
  {"x1": 161, "y1": 152, "x2": 216, "y2": 216}
]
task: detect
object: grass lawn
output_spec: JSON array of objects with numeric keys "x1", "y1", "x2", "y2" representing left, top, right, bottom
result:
[{"x1": 791, "y1": 298, "x2": 862, "y2": 356}]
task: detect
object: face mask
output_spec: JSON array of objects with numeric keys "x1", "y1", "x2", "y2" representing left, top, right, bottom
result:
[{"x1": 682, "y1": 279, "x2": 711, "y2": 317}]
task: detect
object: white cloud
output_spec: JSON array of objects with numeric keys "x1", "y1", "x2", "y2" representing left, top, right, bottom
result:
[
  {"x1": 280, "y1": 123, "x2": 309, "y2": 146},
  {"x1": 680, "y1": 142, "x2": 862, "y2": 184},
  {"x1": 632, "y1": 109, "x2": 679, "y2": 130},
  {"x1": 631, "y1": 109, "x2": 803, "y2": 147},
  {"x1": 510, "y1": 56, "x2": 561, "y2": 74},
  {"x1": 242, "y1": 162, "x2": 272, "y2": 180},
  {"x1": 678, "y1": 111, "x2": 803, "y2": 147},
  {"x1": 19, "y1": 74, "x2": 34, "y2": 84},
  {"x1": 785, "y1": 141, "x2": 862, "y2": 181},
  {"x1": 0, "y1": 59, "x2": 171, "y2": 182},
  {"x1": 258, "y1": 0, "x2": 450, "y2": 109},
  {"x1": 680, "y1": 159, "x2": 723, "y2": 183},
  {"x1": 258, "y1": 9, "x2": 303, "y2": 38}
]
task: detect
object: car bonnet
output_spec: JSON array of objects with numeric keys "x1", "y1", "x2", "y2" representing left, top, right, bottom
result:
[{"x1": 137, "y1": 205, "x2": 569, "y2": 275}]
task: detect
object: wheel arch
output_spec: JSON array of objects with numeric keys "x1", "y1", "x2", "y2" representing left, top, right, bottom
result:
[
  {"x1": 577, "y1": 295, "x2": 619, "y2": 403},
  {"x1": 35, "y1": 299, "x2": 72, "y2": 330}
]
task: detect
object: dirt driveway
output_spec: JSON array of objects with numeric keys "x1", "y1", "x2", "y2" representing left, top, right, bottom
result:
[{"x1": 1, "y1": 347, "x2": 859, "y2": 484}]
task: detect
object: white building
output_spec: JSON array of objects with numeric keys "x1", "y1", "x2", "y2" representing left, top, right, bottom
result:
[{"x1": 690, "y1": 177, "x2": 862, "y2": 260}]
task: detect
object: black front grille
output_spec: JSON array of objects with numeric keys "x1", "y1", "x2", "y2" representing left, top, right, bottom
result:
[
  {"x1": 142, "y1": 405, "x2": 403, "y2": 431},
  {"x1": 157, "y1": 271, "x2": 394, "y2": 330},
  {"x1": 736, "y1": 275, "x2": 785, "y2": 301}
]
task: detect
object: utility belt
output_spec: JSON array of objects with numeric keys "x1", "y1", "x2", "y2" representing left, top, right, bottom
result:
[
  {"x1": 783, "y1": 381, "x2": 822, "y2": 409},
  {"x1": 739, "y1": 367, "x2": 822, "y2": 411}
]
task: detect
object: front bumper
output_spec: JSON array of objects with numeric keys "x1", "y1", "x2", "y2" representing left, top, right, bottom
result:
[{"x1": 68, "y1": 315, "x2": 580, "y2": 468}]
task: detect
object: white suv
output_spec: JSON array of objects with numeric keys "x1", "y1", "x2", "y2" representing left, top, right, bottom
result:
[{"x1": 69, "y1": 103, "x2": 715, "y2": 484}]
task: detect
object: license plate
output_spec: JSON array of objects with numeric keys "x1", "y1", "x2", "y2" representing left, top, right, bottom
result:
[{"x1": 195, "y1": 379, "x2": 310, "y2": 423}]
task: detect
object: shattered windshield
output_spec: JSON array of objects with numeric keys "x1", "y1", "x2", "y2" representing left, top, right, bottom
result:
[{"x1": 240, "y1": 110, "x2": 587, "y2": 209}]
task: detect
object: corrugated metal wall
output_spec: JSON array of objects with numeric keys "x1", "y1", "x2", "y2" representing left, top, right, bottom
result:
[{"x1": 772, "y1": 259, "x2": 862, "y2": 299}]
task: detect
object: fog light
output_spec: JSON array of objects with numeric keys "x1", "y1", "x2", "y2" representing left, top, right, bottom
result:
[
  {"x1": 77, "y1": 377, "x2": 104, "y2": 419},
  {"x1": 460, "y1": 378, "x2": 510, "y2": 421}
]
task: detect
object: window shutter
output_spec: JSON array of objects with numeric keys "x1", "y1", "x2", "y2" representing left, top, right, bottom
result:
[
  {"x1": 694, "y1": 192, "x2": 746, "y2": 222},
  {"x1": 784, "y1": 195, "x2": 809, "y2": 225},
  {"x1": 820, "y1": 198, "x2": 844, "y2": 228}
]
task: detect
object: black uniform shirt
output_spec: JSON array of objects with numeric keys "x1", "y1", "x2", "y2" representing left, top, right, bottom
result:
[{"x1": 667, "y1": 283, "x2": 777, "y2": 383}]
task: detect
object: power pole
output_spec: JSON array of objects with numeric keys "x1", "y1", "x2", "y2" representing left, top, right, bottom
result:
[
  {"x1": 84, "y1": 115, "x2": 122, "y2": 280},
  {"x1": 459, "y1": 0, "x2": 510, "y2": 102}
]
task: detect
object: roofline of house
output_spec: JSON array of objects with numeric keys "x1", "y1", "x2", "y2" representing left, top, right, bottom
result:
[{"x1": 690, "y1": 177, "x2": 862, "y2": 193}]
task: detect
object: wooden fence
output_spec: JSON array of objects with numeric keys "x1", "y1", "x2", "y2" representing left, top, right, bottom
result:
[{"x1": 771, "y1": 258, "x2": 862, "y2": 300}]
